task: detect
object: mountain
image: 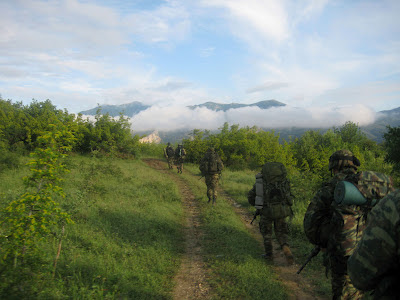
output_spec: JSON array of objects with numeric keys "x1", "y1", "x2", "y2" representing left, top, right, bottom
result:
[
  {"x1": 79, "y1": 101, "x2": 150, "y2": 117},
  {"x1": 79, "y1": 100, "x2": 400, "y2": 144},
  {"x1": 187, "y1": 100, "x2": 285, "y2": 111},
  {"x1": 362, "y1": 107, "x2": 400, "y2": 143}
]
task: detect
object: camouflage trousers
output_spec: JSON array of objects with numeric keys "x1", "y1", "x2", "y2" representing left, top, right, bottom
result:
[
  {"x1": 259, "y1": 214, "x2": 289, "y2": 255},
  {"x1": 329, "y1": 255, "x2": 364, "y2": 300},
  {"x1": 175, "y1": 158, "x2": 184, "y2": 173},
  {"x1": 205, "y1": 173, "x2": 220, "y2": 203},
  {"x1": 166, "y1": 157, "x2": 174, "y2": 169}
]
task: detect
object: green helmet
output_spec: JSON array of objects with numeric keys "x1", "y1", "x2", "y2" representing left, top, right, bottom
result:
[{"x1": 328, "y1": 149, "x2": 360, "y2": 171}]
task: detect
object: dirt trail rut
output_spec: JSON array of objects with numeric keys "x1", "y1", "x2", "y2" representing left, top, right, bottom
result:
[
  {"x1": 143, "y1": 158, "x2": 326, "y2": 300},
  {"x1": 143, "y1": 158, "x2": 211, "y2": 300}
]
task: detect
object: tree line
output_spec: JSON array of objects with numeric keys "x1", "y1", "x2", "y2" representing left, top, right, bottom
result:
[{"x1": 1, "y1": 98, "x2": 399, "y2": 182}]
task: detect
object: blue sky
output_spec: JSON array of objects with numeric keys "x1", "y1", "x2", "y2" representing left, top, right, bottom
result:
[{"x1": 0, "y1": 0, "x2": 399, "y2": 131}]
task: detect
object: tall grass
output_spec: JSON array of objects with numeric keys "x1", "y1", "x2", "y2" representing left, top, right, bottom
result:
[
  {"x1": 1, "y1": 155, "x2": 330, "y2": 299},
  {"x1": 0, "y1": 155, "x2": 185, "y2": 299}
]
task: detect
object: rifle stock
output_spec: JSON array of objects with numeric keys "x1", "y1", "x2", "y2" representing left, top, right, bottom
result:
[
  {"x1": 250, "y1": 209, "x2": 261, "y2": 224},
  {"x1": 296, "y1": 246, "x2": 320, "y2": 274}
]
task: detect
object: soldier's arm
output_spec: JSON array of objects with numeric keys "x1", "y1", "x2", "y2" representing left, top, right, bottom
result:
[
  {"x1": 348, "y1": 193, "x2": 400, "y2": 291},
  {"x1": 303, "y1": 184, "x2": 334, "y2": 247}
]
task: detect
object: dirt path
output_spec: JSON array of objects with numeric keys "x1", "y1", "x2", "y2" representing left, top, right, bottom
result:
[
  {"x1": 143, "y1": 158, "x2": 211, "y2": 300},
  {"x1": 143, "y1": 158, "x2": 325, "y2": 300},
  {"x1": 219, "y1": 189, "x2": 326, "y2": 300}
]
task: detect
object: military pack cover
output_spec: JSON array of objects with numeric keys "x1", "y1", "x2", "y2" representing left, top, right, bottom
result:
[
  {"x1": 259, "y1": 162, "x2": 293, "y2": 219},
  {"x1": 331, "y1": 170, "x2": 395, "y2": 257},
  {"x1": 165, "y1": 146, "x2": 174, "y2": 157}
]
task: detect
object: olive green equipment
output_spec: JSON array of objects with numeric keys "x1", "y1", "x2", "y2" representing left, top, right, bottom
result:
[{"x1": 296, "y1": 246, "x2": 320, "y2": 274}]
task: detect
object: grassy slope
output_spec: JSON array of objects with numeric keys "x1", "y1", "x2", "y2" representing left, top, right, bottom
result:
[{"x1": 0, "y1": 155, "x2": 330, "y2": 299}]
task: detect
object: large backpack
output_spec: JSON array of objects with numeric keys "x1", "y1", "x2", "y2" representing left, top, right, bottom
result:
[
  {"x1": 331, "y1": 171, "x2": 395, "y2": 257},
  {"x1": 256, "y1": 162, "x2": 293, "y2": 219},
  {"x1": 207, "y1": 152, "x2": 223, "y2": 174},
  {"x1": 200, "y1": 151, "x2": 223, "y2": 175},
  {"x1": 166, "y1": 146, "x2": 174, "y2": 157}
]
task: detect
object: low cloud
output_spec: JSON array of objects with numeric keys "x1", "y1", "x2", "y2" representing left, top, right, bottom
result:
[{"x1": 129, "y1": 104, "x2": 377, "y2": 132}]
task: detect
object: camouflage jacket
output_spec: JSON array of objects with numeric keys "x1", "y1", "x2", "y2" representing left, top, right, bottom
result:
[
  {"x1": 347, "y1": 189, "x2": 400, "y2": 299},
  {"x1": 303, "y1": 168, "x2": 356, "y2": 248}
]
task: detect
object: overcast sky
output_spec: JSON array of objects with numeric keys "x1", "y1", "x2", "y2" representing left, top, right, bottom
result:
[{"x1": 1, "y1": 0, "x2": 399, "y2": 131}]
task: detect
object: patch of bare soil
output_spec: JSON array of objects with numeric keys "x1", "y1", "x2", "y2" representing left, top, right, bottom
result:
[
  {"x1": 142, "y1": 159, "x2": 211, "y2": 300},
  {"x1": 219, "y1": 189, "x2": 327, "y2": 300}
]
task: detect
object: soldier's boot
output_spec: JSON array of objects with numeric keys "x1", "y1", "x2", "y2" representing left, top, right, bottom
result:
[
  {"x1": 261, "y1": 253, "x2": 273, "y2": 261},
  {"x1": 212, "y1": 196, "x2": 216, "y2": 205},
  {"x1": 282, "y1": 244, "x2": 294, "y2": 265},
  {"x1": 207, "y1": 196, "x2": 211, "y2": 203}
]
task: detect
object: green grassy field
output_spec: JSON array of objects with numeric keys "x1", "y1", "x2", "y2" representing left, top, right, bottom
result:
[{"x1": 0, "y1": 155, "x2": 331, "y2": 299}]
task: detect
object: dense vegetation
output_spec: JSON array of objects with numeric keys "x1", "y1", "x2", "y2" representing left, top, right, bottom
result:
[{"x1": 0, "y1": 98, "x2": 399, "y2": 298}]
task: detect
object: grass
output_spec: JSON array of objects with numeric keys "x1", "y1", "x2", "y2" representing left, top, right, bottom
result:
[
  {"x1": 212, "y1": 166, "x2": 332, "y2": 298},
  {"x1": 181, "y1": 164, "x2": 289, "y2": 299},
  {"x1": 0, "y1": 154, "x2": 331, "y2": 299},
  {"x1": 0, "y1": 155, "x2": 185, "y2": 299}
]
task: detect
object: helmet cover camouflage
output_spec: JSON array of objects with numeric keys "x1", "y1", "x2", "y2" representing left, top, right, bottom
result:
[{"x1": 328, "y1": 149, "x2": 360, "y2": 171}]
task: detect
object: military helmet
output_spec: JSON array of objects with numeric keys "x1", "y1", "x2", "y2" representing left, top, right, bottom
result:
[{"x1": 328, "y1": 149, "x2": 360, "y2": 171}]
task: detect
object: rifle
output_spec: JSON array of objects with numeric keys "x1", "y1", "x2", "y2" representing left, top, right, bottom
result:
[
  {"x1": 250, "y1": 209, "x2": 261, "y2": 224},
  {"x1": 296, "y1": 246, "x2": 321, "y2": 274}
]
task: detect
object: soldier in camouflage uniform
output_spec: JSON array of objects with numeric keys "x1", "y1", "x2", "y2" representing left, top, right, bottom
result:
[
  {"x1": 199, "y1": 148, "x2": 224, "y2": 204},
  {"x1": 164, "y1": 142, "x2": 175, "y2": 169},
  {"x1": 174, "y1": 144, "x2": 186, "y2": 174},
  {"x1": 348, "y1": 189, "x2": 400, "y2": 299},
  {"x1": 303, "y1": 149, "x2": 363, "y2": 300},
  {"x1": 248, "y1": 162, "x2": 294, "y2": 264}
]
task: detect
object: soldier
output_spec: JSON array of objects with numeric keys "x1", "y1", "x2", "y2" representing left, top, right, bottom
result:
[
  {"x1": 174, "y1": 144, "x2": 186, "y2": 174},
  {"x1": 199, "y1": 147, "x2": 224, "y2": 204},
  {"x1": 347, "y1": 189, "x2": 400, "y2": 299},
  {"x1": 303, "y1": 149, "x2": 362, "y2": 299},
  {"x1": 164, "y1": 142, "x2": 174, "y2": 169},
  {"x1": 248, "y1": 162, "x2": 294, "y2": 264}
]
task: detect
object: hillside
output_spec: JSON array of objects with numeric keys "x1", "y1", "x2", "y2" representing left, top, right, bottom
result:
[{"x1": 79, "y1": 101, "x2": 150, "y2": 117}]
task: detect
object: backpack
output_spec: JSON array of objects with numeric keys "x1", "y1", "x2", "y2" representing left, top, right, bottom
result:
[
  {"x1": 207, "y1": 152, "x2": 223, "y2": 173},
  {"x1": 330, "y1": 171, "x2": 395, "y2": 257},
  {"x1": 166, "y1": 146, "x2": 174, "y2": 157},
  {"x1": 256, "y1": 162, "x2": 293, "y2": 219},
  {"x1": 200, "y1": 151, "x2": 223, "y2": 175},
  {"x1": 175, "y1": 147, "x2": 185, "y2": 158}
]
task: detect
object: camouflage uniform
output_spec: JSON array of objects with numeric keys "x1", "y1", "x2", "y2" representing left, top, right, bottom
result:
[
  {"x1": 174, "y1": 144, "x2": 186, "y2": 174},
  {"x1": 348, "y1": 189, "x2": 400, "y2": 299},
  {"x1": 199, "y1": 148, "x2": 224, "y2": 204},
  {"x1": 248, "y1": 162, "x2": 294, "y2": 263},
  {"x1": 303, "y1": 149, "x2": 363, "y2": 300},
  {"x1": 164, "y1": 143, "x2": 174, "y2": 169}
]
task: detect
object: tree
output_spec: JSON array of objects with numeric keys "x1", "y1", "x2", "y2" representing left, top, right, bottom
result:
[{"x1": 383, "y1": 126, "x2": 400, "y2": 171}]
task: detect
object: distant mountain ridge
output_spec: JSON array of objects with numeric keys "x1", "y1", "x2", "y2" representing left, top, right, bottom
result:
[
  {"x1": 79, "y1": 99, "x2": 285, "y2": 116},
  {"x1": 187, "y1": 100, "x2": 285, "y2": 111},
  {"x1": 79, "y1": 101, "x2": 150, "y2": 117},
  {"x1": 79, "y1": 101, "x2": 400, "y2": 143}
]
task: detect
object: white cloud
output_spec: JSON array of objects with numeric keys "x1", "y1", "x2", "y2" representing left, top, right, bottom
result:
[{"x1": 128, "y1": 104, "x2": 377, "y2": 132}]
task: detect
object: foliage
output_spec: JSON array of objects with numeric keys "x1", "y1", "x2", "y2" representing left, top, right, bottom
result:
[
  {"x1": 383, "y1": 125, "x2": 400, "y2": 172},
  {"x1": 0, "y1": 126, "x2": 75, "y2": 295},
  {"x1": 0, "y1": 98, "x2": 142, "y2": 158},
  {"x1": 183, "y1": 123, "x2": 295, "y2": 171}
]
